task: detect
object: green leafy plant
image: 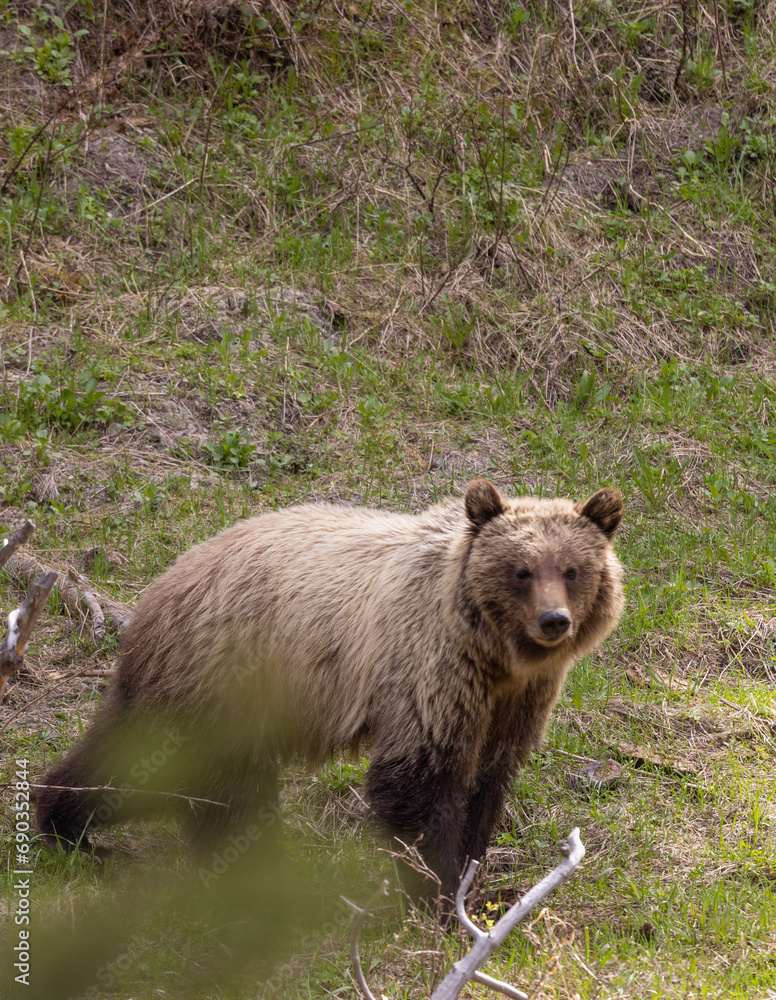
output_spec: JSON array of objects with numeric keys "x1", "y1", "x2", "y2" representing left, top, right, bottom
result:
[
  {"x1": 16, "y1": 370, "x2": 133, "y2": 433},
  {"x1": 203, "y1": 429, "x2": 256, "y2": 469},
  {"x1": 18, "y1": 11, "x2": 87, "y2": 88},
  {"x1": 684, "y1": 38, "x2": 718, "y2": 95}
]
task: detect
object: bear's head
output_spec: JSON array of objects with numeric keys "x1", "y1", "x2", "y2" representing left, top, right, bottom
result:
[{"x1": 463, "y1": 479, "x2": 624, "y2": 663}]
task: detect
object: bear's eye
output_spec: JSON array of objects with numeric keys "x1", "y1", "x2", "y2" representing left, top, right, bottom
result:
[
  {"x1": 515, "y1": 568, "x2": 532, "y2": 580},
  {"x1": 563, "y1": 568, "x2": 577, "y2": 581}
]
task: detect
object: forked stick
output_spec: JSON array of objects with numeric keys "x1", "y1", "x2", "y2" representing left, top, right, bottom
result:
[
  {"x1": 431, "y1": 828, "x2": 585, "y2": 999},
  {"x1": 347, "y1": 829, "x2": 586, "y2": 1000}
]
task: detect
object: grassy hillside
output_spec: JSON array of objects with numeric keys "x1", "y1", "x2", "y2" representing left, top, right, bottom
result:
[{"x1": 2, "y1": 0, "x2": 776, "y2": 996}]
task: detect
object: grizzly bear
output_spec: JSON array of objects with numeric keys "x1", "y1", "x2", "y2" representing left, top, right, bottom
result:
[{"x1": 36, "y1": 480, "x2": 624, "y2": 901}]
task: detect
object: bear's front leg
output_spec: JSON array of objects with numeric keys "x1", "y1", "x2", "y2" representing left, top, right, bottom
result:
[
  {"x1": 460, "y1": 753, "x2": 516, "y2": 864},
  {"x1": 364, "y1": 751, "x2": 470, "y2": 905},
  {"x1": 461, "y1": 677, "x2": 561, "y2": 865}
]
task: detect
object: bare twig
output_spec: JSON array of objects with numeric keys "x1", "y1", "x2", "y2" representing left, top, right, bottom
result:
[
  {"x1": 19, "y1": 783, "x2": 228, "y2": 808},
  {"x1": 288, "y1": 120, "x2": 382, "y2": 149},
  {"x1": 0, "y1": 571, "x2": 58, "y2": 701},
  {"x1": 198, "y1": 65, "x2": 228, "y2": 201},
  {"x1": 0, "y1": 112, "x2": 58, "y2": 195},
  {"x1": 348, "y1": 830, "x2": 586, "y2": 1000},
  {"x1": 418, "y1": 261, "x2": 460, "y2": 315},
  {"x1": 713, "y1": 1, "x2": 728, "y2": 91},
  {"x1": 342, "y1": 880, "x2": 390, "y2": 1000},
  {"x1": 124, "y1": 178, "x2": 195, "y2": 220},
  {"x1": 68, "y1": 569, "x2": 106, "y2": 640},
  {"x1": 16, "y1": 123, "x2": 56, "y2": 280},
  {"x1": 99, "y1": 0, "x2": 108, "y2": 105},
  {"x1": 567, "y1": 0, "x2": 579, "y2": 71},
  {"x1": 674, "y1": 0, "x2": 694, "y2": 91},
  {"x1": 0, "y1": 521, "x2": 35, "y2": 572},
  {"x1": 471, "y1": 970, "x2": 527, "y2": 999}
]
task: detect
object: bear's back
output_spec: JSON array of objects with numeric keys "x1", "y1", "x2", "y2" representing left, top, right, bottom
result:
[{"x1": 115, "y1": 501, "x2": 468, "y2": 725}]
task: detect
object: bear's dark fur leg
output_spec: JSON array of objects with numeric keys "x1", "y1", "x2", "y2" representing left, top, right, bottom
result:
[
  {"x1": 461, "y1": 680, "x2": 562, "y2": 865},
  {"x1": 461, "y1": 757, "x2": 515, "y2": 865},
  {"x1": 36, "y1": 703, "x2": 190, "y2": 851},
  {"x1": 36, "y1": 701, "x2": 131, "y2": 851},
  {"x1": 36, "y1": 758, "x2": 99, "y2": 852},
  {"x1": 365, "y1": 751, "x2": 468, "y2": 903},
  {"x1": 180, "y1": 749, "x2": 279, "y2": 861}
]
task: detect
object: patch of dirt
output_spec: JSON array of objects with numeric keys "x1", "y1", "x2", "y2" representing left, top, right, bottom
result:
[
  {"x1": 561, "y1": 105, "x2": 728, "y2": 212},
  {"x1": 141, "y1": 393, "x2": 207, "y2": 452},
  {"x1": 140, "y1": 283, "x2": 346, "y2": 343},
  {"x1": 561, "y1": 155, "x2": 656, "y2": 208},
  {"x1": 647, "y1": 104, "x2": 727, "y2": 157},
  {"x1": 67, "y1": 128, "x2": 161, "y2": 214}
]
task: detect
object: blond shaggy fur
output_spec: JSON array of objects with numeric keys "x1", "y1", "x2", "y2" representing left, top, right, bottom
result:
[{"x1": 37, "y1": 480, "x2": 624, "y2": 899}]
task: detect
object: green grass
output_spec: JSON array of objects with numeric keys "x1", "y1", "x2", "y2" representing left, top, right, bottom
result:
[{"x1": 2, "y1": 0, "x2": 776, "y2": 995}]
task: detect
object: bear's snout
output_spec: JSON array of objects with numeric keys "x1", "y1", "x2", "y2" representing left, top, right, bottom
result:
[{"x1": 538, "y1": 608, "x2": 571, "y2": 639}]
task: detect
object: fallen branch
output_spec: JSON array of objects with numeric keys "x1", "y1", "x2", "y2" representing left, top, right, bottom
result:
[
  {"x1": 431, "y1": 831, "x2": 586, "y2": 999},
  {"x1": 5, "y1": 550, "x2": 132, "y2": 638},
  {"x1": 0, "y1": 570, "x2": 58, "y2": 701},
  {"x1": 68, "y1": 568, "x2": 106, "y2": 639},
  {"x1": 347, "y1": 829, "x2": 586, "y2": 1000}
]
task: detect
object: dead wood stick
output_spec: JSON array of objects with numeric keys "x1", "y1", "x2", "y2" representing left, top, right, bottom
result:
[
  {"x1": 346, "y1": 830, "x2": 586, "y2": 1000},
  {"x1": 25, "y1": 782, "x2": 228, "y2": 809},
  {"x1": 67, "y1": 568, "x2": 106, "y2": 639},
  {"x1": 0, "y1": 571, "x2": 58, "y2": 701},
  {"x1": 430, "y1": 829, "x2": 586, "y2": 1000},
  {"x1": 5, "y1": 551, "x2": 132, "y2": 637},
  {"x1": 0, "y1": 520, "x2": 35, "y2": 572}
]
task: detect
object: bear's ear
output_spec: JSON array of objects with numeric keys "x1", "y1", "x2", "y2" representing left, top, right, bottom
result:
[
  {"x1": 465, "y1": 479, "x2": 506, "y2": 529},
  {"x1": 576, "y1": 488, "x2": 623, "y2": 540}
]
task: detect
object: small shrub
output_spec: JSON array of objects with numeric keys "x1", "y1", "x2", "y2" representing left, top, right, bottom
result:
[{"x1": 203, "y1": 429, "x2": 256, "y2": 469}]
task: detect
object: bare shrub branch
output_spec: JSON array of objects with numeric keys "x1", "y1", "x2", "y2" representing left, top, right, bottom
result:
[
  {"x1": 342, "y1": 880, "x2": 390, "y2": 1000},
  {"x1": 0, "y1": 520, "x2": 36, "y2": 572},
  {"x1": 348, "y1": 829, "x2": 586, "y2": 1000},
  {"x1": 0, "y1": 570, "x2": 58, "y2": 701}
]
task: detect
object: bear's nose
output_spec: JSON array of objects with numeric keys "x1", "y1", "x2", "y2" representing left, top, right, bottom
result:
[{"x1": 539, "y1": 609, "x2": 571, "y2": 639}]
